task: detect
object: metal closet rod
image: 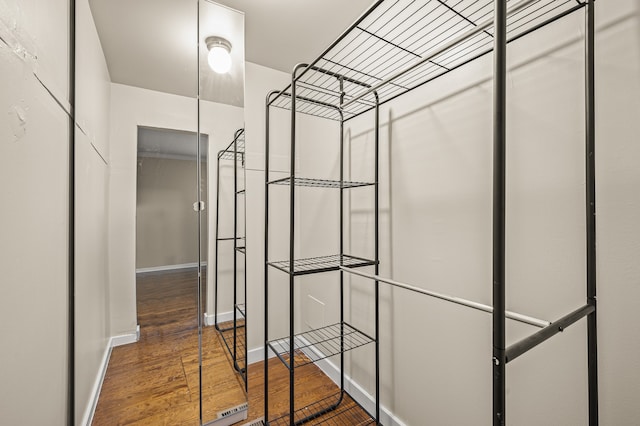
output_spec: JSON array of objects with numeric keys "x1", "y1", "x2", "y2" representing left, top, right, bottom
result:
[
  {"x1": 340, "y1": 266, "x2": 550, "y2": 329},
  {"x1": 342, "y1": 0, "x2": 539, "y2": 109}
]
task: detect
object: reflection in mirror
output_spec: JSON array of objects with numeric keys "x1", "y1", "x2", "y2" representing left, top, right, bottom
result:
[
  {"x1": 213, "y1": 128, "x2": 247, "y2": 383},
  {"x1": 199, "y1": 1, "x2": 248, "y2": 425},
  {"x1": 81, "y1": 0, "x2": 246, "y2": 424}
]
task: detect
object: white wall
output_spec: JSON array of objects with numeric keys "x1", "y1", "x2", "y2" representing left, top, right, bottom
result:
[
  {"x1": 0, "y1": 0, "x2": 70, "y2": 424},
  {"x1": 593, "y1": 2, "x2": 640, "y2": 423},
  {"x1": 108, "y1": 82, "x2": 244, "y2": 336},
  {"x1": 74, "y1": 0, "x2": 112, "y2": 424},
  {"x1": 289, "y1": 2, "x2": 639, "y2": 426},
  {"x1": 243, "y1": 61, "x2": 292, "y2": 351},
  {"x1": 136, "y1": 157, "x2": 206, "y2": 269}
]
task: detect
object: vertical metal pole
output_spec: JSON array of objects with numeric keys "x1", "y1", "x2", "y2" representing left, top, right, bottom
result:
[
  {"x1": 290, "y1": 71, "x2": 298, "y2": 425},
  {"x1": 492, "y1": 0, "x2": 507, "y2": 425},
  {"x1": 233, "y1": 134, "x2": 238, "y2": 366},
  {"x1": 243, "y1": 132, "x2": 248, "y2": 390},
  {"x1": 68, "y1": 0, "x2": 76, "y2": 424},
  {"x1": 374, "y1": 93, "x2": 381, "y2": 425},
  {"x1": 214, "y1": 155, "x2": 221, "y2": 328},
  {"x1": 585, "y1": 1, "x2": 599, "y2": 424},
  {"x1": 196, "y1": 3, "x2": 204, "y2": 424},
  {"x1": 339, "y1": 79, "x2": 345, "y2": 396},
  {"x1": 264, "y1": 100, "x2": 271, "y2": 424}
]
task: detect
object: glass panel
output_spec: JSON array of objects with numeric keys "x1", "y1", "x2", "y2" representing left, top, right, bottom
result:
[
  {"x1": 77, "y1": 1, "x2": 246, "y2": 423},
  {"x1": 198, "y1": 1, "x2": 248, "y2": 424},
  {"x1": 81, "y1": 1, "x2": 202, "y2": 424}
]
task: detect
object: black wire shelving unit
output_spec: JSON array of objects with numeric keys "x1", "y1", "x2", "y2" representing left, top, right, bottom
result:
[
  {"x1": 265, "y1": 77, "x2": 380, "y2": 424},
  {"x1": 264, "y1": 0, "x2": 598, "y2": 425},
  {"x1": 214, "y1": 128, "x2": 248, "y2": 389}
]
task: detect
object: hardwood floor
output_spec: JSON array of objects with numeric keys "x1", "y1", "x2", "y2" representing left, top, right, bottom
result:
[{"x1": 92, "y1": 269, "x2": 370, "y2": 425}]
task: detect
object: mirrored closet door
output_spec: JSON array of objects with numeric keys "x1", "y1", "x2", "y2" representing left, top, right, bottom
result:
[
  {"x1": 198, "y1": 1, "x2": 247, "y2": 424},
  {"x1": 76, "y1": 1, "x2": 246, "y2": 424}
]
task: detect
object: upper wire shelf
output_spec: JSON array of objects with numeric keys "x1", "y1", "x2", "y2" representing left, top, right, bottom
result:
[
  {"x1": 218, "y1": 129, "x2": 245, "y2": 160},
  {"x1": 269, "y1": 0, "x2": 586, "y2": 121},
  {"x1": 268, "y1": 254, "x2": 377, "y2": 276},
  {"x1": 268, "y1": 176, "x2": 374, "y2": 189}
]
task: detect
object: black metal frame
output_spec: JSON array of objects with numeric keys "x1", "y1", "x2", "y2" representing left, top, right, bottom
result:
[
  {"x1": 264, "y1": 65, "x2": 380, "y2": 425},
  {"x1": 68, "y1": 0, "x2": 76, "y2": 424},
  {"x1": 264, "y1": 0, "x2": 597, "y2": 425},
  {"x1": 214, "y1": 128, "x2": 248, "y2": 388}
]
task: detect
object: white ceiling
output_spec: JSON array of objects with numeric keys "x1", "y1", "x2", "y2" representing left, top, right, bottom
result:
[
  {"x1": 89, "y1": 0, "x2": 245, "y2": 106},
  {"x1": 212, "y1": 0, "x2": 374, "y2": 73},
  {"x1": 88, "y1": 0, "x2": 374, "y2": 103}
]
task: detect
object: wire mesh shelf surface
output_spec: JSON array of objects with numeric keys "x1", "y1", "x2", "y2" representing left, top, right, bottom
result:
[
  {"x1": 218, "y1": 318, "x2": 247, "y2": 373},
  {"x1": 218, "y1": 130, "x2": 246, "y2": 160},
  {"x1": 268, "y1": 176, "x2": 374, "y2": 189},
  {"x1": 268, "y1": 254, "x2": 377, "y2": 276},
  {"x1": 269, "y1": 0, "x2": 586, "y2": 120},
  {"x1": 267, "y1": 322, "x2": 375, "y2": 370},
  {"x1": 268, "y1": 391, "x2": 375, "y2": 425}
]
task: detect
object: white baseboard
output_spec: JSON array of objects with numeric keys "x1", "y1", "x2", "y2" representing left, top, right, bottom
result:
[
  {"x1": 204, "y1": 311, "x2": 235, "y2": 326},
  {"x1": 247, "y1": 345, "x2": 277, "y2": 365},
  {"x1": 111, "y1": 325, "x2": 140, "y2": 347},
  {"x1": 81, "y1": 339, "x2": 113, "y2": 426},
  {"x1": 136, "y1": 262, "x2": 207, "y2": 274},
  {"x1": 82, "y1": 326, "x2": 141, "y2": 425}
]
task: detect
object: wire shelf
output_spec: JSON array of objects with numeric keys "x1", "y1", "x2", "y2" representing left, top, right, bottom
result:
[
  {"x1": 218, "y1": 318, "x2": 247, "y2": 373},
  {"x1": 267, "y1": 322, "x2": 375, "y2": 370},
  {"x1": 268, "y1": 391, "x2": 375, "y2": 425},
  {"x1": 269, "y1": 0, "x2": 585, "y2": 120},
  {"x1": 218, "y1": 151, "x2": 245, "y2": 161},
  {"x1": 268, "y1": 254, "x2": 377, "y2": 276},
  {"x1": 218, "y1": 130, "x2": 246, "y2": 160},
  {"x1": 268, "y1": 176, "x2": 374, "y2": 189}
]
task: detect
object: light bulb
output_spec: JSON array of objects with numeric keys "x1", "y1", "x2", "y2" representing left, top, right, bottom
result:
[{"x1": 208, "y1": 45, "x2": 231, "y2": 74}]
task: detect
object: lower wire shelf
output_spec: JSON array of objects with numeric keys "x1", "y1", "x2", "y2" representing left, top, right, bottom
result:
[
  {"x1": 217, "y1": 318, "x2": 247, "y2": 374},
  {"x1": 268, "y1": 391, "x2": 375, "y2": 426},
  {"x1": 267, "y1": 322, "x2": 375, "y2": 370}
]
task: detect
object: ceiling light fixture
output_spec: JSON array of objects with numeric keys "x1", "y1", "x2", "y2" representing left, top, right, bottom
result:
[{"x1": 205, "y1": 36, "x2": 232, "y2": 74}]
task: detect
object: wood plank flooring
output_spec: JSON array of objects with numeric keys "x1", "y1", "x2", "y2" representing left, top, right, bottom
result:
[{"x1": 92, "y1": 269, "x2": 370, "y2": 425}]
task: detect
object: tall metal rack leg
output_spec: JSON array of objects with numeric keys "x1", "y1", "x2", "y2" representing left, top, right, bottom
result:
[
  {"x1": 264, "y1": 92, "x2": 274, "y2": 424},
  {"x1": 339, "y1": 78, "x2": 346, "y2": 406},
  {"x1": 243, "y1": 134, "x2": 249, "y2": 389},
  {"x1": 233, "y1": 133, "x2": 239, "y2": 371},
  {"x1": 585, "y1": 0, "x2": 598, "y2": 424},
  {"x1": 289, "y1": 67, "x2": 300, "y2": 425},
  {"x1": 373, "y1": 94, "x2": 381, "y2": 425},
  {"x1": 215, "y1": 155, "x2": 221, "y2": 329},
  {"x1": 492, "y1": 0, "x2": 507, "y2": 425}
]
